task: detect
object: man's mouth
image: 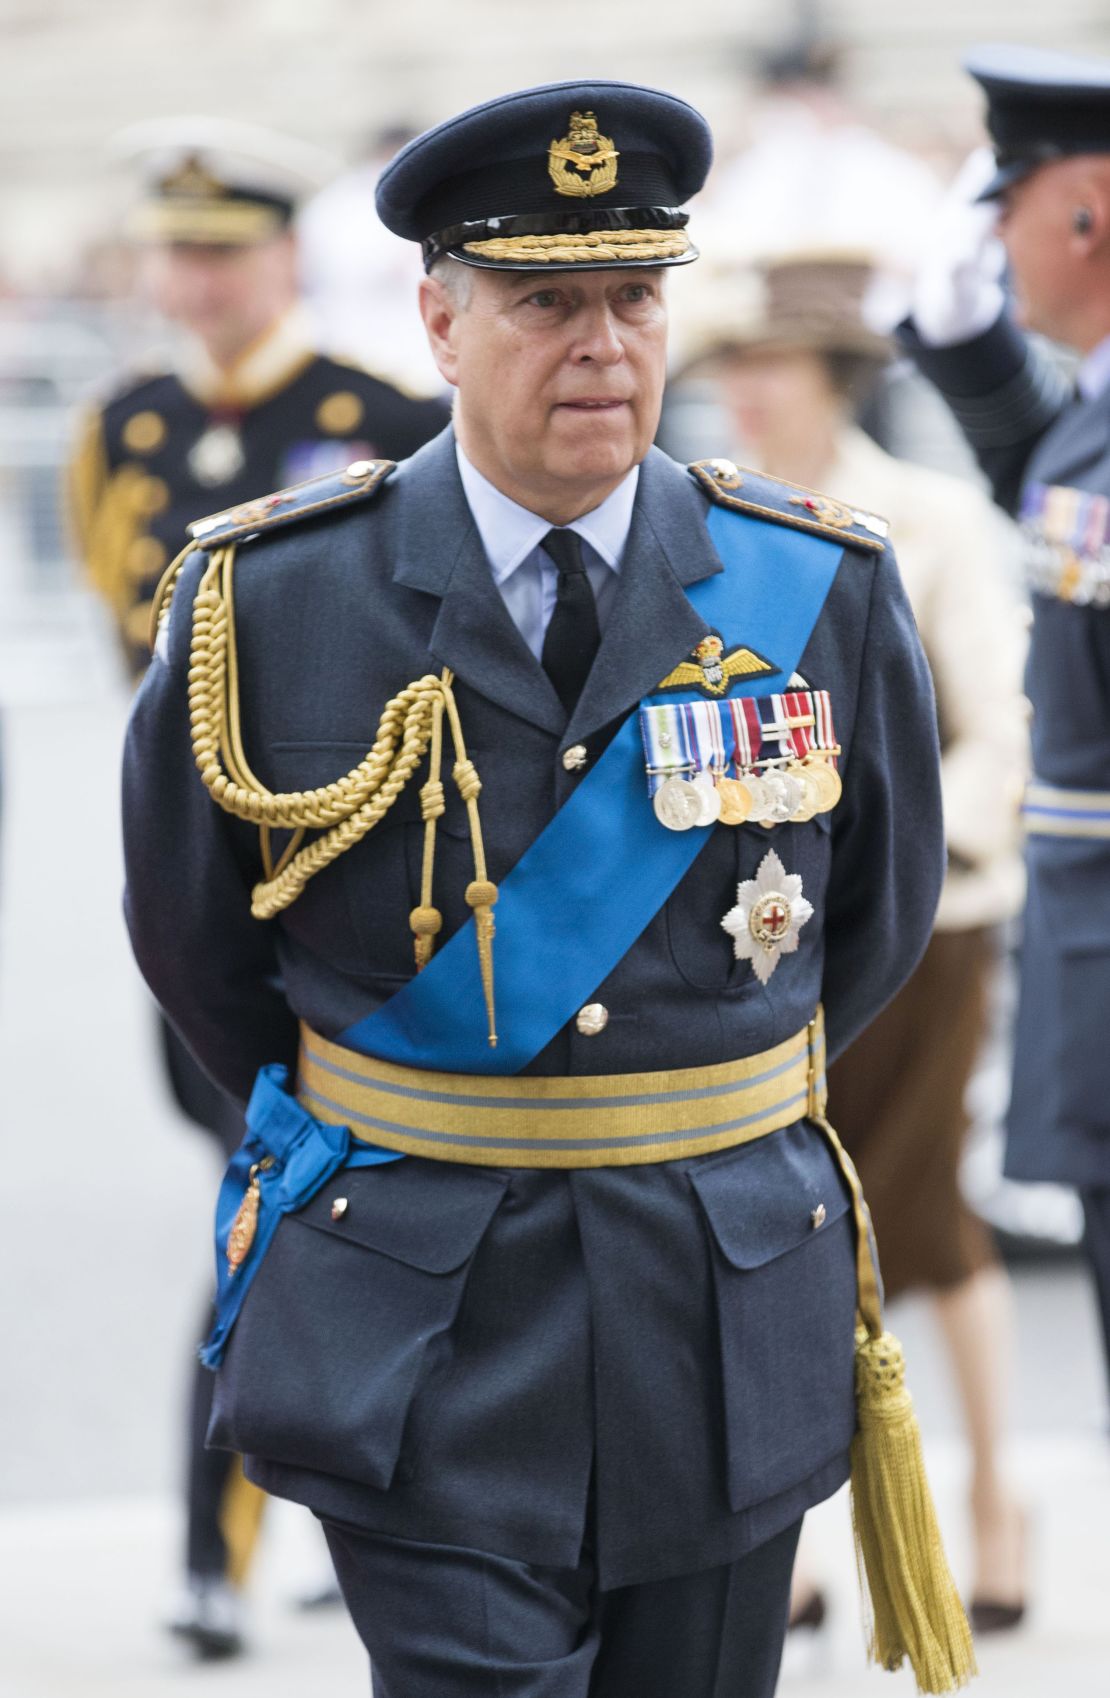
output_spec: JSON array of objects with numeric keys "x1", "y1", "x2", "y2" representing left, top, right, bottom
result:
[{"x1": 555, "y1": 398, "x2": 629, "y2": 410}]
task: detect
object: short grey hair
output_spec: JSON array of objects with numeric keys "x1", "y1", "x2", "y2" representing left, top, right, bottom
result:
[{"x1": 429, "y1": 255, "x2": 474, "y2": 308}]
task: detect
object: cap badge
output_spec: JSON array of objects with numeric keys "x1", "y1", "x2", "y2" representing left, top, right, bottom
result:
[
  {"x1": 548, "y1": 111, "x2": 619, "y2": 198},
  {"x1": 161, "y1": 155, "x2": 226, "y2": 201}
]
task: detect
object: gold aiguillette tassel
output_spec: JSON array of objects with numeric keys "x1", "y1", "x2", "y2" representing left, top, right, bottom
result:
[{"x1": 465, "y1": 880, "x2": 499, "y2": 1047}]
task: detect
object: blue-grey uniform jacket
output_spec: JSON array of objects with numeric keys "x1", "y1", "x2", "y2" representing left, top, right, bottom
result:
[
  {"x1": 122, "y1": 428, "x2": 943, "y2": 1588},
  {"x1": 904, "y1": 313, "x2": 1110, "y2": 1188}
]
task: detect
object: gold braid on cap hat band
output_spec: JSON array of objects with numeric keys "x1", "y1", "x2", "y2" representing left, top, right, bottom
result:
[
  {"x1": 462, "y1": 228, "x2": 691, "y2": 263},
  {"x1": 174, "y1": 544, "x2": 499, "y2": 1045}
]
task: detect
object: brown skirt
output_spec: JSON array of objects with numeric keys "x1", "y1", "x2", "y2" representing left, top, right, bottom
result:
[{"x1": 826, "y1": 926, "x2": 999, "y2": 1303}]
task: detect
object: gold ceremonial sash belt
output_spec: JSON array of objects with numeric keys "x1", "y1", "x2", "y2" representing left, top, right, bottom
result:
[
  {"x1": 1023, "y1": 780, "x2": 1110, "y2": 840},
  {"x1": 296, "y1": 1011, "x2": 827, "y2": 1169}
]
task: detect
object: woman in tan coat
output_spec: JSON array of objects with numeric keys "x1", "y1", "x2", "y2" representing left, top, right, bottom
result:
[{"x1": 682, "y1": 253, "x2": 1029, "y2": 1629}]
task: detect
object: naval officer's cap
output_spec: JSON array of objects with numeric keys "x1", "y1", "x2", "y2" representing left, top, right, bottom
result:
[
  {"x1": 112, "y1": 117, "x2": 336, "y2": 245},
  {"x1": 375, "y1": 81, "x2": 712, "y2": 272},
  {"x1": 966, "y1": 43, "x2": 1110, "y2": 200}
]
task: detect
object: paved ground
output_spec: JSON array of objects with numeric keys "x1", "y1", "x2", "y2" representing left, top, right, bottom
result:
[{"x1": 1, "y1": 596, "x2": 1109, "y2": 1696}]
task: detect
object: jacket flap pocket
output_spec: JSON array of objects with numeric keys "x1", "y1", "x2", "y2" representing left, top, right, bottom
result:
[
  {"x1": 295, "y1": 1159, "x2": 508, "y2": 1272},
  {"x1": 691, "y1": 1126, "x2": 850, "y2": 1270}
]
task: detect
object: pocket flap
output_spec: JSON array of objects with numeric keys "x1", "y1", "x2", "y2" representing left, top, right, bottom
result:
[
  {"x1": 294, "y1": 1159, "x2": 508, "y2": 1272},
  {"x1": 691, "y1": 1125, "x2": 850, "y2": 1270}
]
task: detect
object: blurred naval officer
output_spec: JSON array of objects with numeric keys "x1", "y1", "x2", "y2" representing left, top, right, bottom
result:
[
  {"x1": 121, "y1": 84, "x2": 958, "y2": 1695},
  {"x1": 67, "y1": 117, "x2": 449, "y2": 1660},
  {"x1": 69, "y1": 116, "x2": 449, "y2": 680},
  {"x1": 901, "y1": 45, "x2": 1110, "y2": 1407}
]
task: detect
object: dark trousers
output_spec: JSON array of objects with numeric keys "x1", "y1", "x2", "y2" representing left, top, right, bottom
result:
[
  {"x1": 322, "y1": 1516, "x2": 802, "y2": 1698},
  {"x1": 1080, "y1": 1186, "x2": 1110, "y2": 1414}
]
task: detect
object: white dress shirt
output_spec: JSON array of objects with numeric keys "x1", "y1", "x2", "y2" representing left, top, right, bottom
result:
[
  {"x1": 1078, "y1": 333, "x2": 1110, "y2": 403},
  {"x1": 455, "y1": 443, "x2": 638, "y2": 660}
]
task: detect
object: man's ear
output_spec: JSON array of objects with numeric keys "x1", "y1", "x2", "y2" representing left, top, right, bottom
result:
[
  {"x1": 1071, "y1": 164, "x2": 1110, "y2": 257},
  {"x1": 419, "y1": 275, "x2": 461, "y2": 386}
]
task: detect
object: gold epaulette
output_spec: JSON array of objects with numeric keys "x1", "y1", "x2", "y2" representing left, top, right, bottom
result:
[
  {"x1": 188, "y1": 456, "x2": 396, "y2": 549},
  {"x1": 690, "y1": 458, "x2": 889, "y2": 554},
  {"x1": 149, "y1": 457, "x2": 397, "y2": 649}
]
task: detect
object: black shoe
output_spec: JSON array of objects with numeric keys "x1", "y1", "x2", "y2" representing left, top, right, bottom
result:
[{"x1": 166, "y1": 1576, "x2": 246, "y2": 1659}]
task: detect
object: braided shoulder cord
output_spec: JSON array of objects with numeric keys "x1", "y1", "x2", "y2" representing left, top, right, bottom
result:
[{"x1": 186, "y1": 543, "x2": 499, "y2": 1045}]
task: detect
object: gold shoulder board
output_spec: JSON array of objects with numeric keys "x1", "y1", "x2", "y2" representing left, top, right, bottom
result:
[{"x1": 690, "y1": 458, "x2": 889, "y2": 554}]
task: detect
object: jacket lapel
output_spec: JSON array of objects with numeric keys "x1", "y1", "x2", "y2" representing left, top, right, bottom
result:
[
  {"x1": 564, "y1": 447, "x2": 722, "y2": 745},
  {"x1": 390, "y1": 429, "x2": 565, "y2": 735}
]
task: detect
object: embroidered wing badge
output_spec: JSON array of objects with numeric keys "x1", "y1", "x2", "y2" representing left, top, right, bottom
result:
[{"x1": 657, "y1": 632, "x2": 775, "y2": 698}]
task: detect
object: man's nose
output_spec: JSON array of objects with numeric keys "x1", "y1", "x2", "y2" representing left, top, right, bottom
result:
[{"x1": 571, "y1": 306, "x2": 625, "y2": 364}]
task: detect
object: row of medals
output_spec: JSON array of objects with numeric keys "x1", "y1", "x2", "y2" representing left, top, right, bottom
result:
[{"x1": 653, "y1": 753, "x2": 842, "y2": 833}]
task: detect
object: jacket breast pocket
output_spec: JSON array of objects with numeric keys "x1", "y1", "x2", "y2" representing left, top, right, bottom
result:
[
  {"x1": 690, "y1": 1121, "x2": 857, "y2": 1512},
  {"x1": 667, "y1": 811, "x2": 832, "y2": 993},
  {"x1": 208, "y1": 1160, "x2": 508, "y2": 1491},
  {"x1": 265, "y1": 740, "x2": 473, "y2": 982}
]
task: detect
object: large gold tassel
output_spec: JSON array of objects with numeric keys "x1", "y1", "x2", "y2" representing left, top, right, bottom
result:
[
  {"x1": 805, "y1": 1057, "x2": 977, "y2": 1695},
  {"x1": 851, "y1": 1327, "x2": 977, "y2": 1692}
]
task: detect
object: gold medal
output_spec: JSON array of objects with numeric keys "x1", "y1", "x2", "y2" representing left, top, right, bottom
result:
[
  {"x1": 787, "y1": 761, "x2": 820, "y2": 822},
  {"x1": 806, "y1": 757, "x2": 842, "y2": 812},
  {"x1": 717, "y1": 776, "x2": 753, "y2": 826}
]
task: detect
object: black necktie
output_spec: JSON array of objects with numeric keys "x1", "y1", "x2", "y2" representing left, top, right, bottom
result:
[{"x1": 540, "y1": 527, "x2": 601, "y2": 714}]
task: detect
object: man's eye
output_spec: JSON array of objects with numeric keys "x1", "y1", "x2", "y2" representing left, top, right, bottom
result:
[
  {"x1": 622, "y1": 284, "x2": 650, "y2": 303},
  {"x1": 528, "y1": 290, "x2": 562, "y2": 308}
]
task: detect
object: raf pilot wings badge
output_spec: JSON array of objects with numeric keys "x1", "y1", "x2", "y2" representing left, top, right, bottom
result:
[{"x1": 656, "y1": 630, "x2": 775, "y2": 697}]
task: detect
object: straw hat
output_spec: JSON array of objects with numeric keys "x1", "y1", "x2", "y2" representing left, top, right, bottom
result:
[{"x1": 679, "y1": 250, "x2": 892, "y2": 371}]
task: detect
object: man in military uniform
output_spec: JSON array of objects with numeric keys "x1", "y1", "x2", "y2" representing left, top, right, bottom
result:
[
  {"x1": 69, "y1": 116, "x2": 449, "y2": 679},
  {"x1": 68, "y1": 118, "x2": 449, "y2": 1658},
  {"x1": 901, "y1": 45, "x2": 1110, "y2": 1404},
  {"x1": 122, "y1": 85, "x2": 947, "y2": 1694}
]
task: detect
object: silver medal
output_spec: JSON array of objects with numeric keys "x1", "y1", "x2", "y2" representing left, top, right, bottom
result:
[
  {"x1": 758, "y1": 770, "x2": 802, "y2": 825},
  {"x1": 653, "y1": 776, "x2": 704, "y2": 831},
  {"x1": 693, "y1": 770, "x2": 722, "y2": 826},
  {"x1": 189, "y1": 423, "x2": 247, "y2": 487}
]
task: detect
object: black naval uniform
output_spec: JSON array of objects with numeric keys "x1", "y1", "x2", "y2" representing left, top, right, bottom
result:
[
  {"x1": 904, "y1": 305, "x2": 1110, "y2": 1388},
  {"x1": 121, "y1": 426, "x2": 944, "y2": 1695},
  {"x1": 71, "y1": 346, "x2": 449, "y2": 679},
  {"x1": 70, "y1": 336, "x2": 449, "y2": 1601}
]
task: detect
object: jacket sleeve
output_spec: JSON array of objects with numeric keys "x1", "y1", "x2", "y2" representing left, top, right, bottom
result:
[
  {"x1": 821, "y1": 543, "x2": 946, "y2": 1060},
  {"x1": 121, "y1": 551, "x2": 300, "y2": 1103},
  {"x1": 897, "y1": 310, "x2": 1072, "y2": 517}
]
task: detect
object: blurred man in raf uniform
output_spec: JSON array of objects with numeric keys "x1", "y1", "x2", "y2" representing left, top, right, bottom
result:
[
  {"x1": 68, "y1": 118, "x2": 448, "y2": 1659},
  {"x1": 902, "y1": 45, "x2": 1110, "y2": 1410},
  {"x1": 122, "y1": 83, "x2": 968, "y2": 1696}
]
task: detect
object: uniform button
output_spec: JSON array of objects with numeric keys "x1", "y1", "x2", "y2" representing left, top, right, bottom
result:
[
  {"x1": 810, "y1": 1203, "x2": 827, "y2": 1230},
  {"x1": 331, "y1": 1197, "x2": 349, "y2": 1220},
  {"x1": 344, "y1": 458, "x2": 377, "y2": 480},
  {"x1": 576, "y1": 1003, "x2": 609, "y2": 1036},
  {"x1": 563, "y1": 744, "x2": 588, "y2": 772}
]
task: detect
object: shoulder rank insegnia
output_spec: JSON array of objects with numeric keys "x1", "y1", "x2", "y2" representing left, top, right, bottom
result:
[
  {"x1": 149, "y1": 458, "x2": 397, "y2": 651},
  {"x1": 690, "y1": 458, "x2": 889, "y2": 553},
  {"x1": 189, "y1": 456, "x2": 397, "y2": 549}
]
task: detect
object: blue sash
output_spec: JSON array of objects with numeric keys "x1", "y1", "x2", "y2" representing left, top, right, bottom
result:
[{"x1": 339, "y1": 505, "x2": 842, "y2": 1074}]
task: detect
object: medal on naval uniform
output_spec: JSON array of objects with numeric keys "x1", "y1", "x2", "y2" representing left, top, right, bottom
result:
[
  {"x1": 189, "y1": 420, "x2": 247, "y2": 486},
  {"x1": 720, "y1": 848, "x2": 814, "y2": 984}
]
